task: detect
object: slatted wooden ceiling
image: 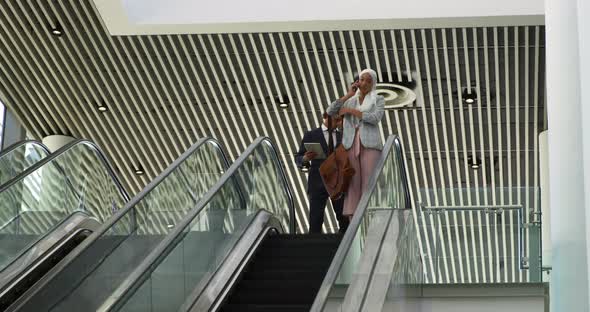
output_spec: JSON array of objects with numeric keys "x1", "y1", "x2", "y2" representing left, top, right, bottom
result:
[{"x1": 0, "y1": 0, "x2": 545, "y2": 283}]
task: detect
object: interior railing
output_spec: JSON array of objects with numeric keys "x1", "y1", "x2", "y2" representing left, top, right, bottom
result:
[{"x1": 419, "y1": 201, "x2": 542, "y2": 283}]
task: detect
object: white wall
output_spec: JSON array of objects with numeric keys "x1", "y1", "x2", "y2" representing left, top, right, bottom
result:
[
  {"x1": 577, "y1": 0, "x2": 590, "y2": 308},
  {"x1": 539, "y1": 131, "x2": 551, "y2": 280},
  {"x1": 545, "y1": 0, "x2": 590, "y2": 310}
]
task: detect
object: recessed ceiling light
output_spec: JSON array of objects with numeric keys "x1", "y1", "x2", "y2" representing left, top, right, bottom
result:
[
  {"x1": 134, "y1": 165, "x2": 145, "y2": 175},
  {"x1": 50, "y1": 22, "x2": 63, "y2": 37},
  {"x1": 276, "y1": 95, "x2": 290, "y2": 109},
  {"x1": 462, "y1": 87, "x2": 477, "y2": 104},
  {"x1": 468, "y1": 156, "x2": 481, "y2": 170},
  {"x1": 97, "y1": 100, "x2": 108, "y2": 112}
]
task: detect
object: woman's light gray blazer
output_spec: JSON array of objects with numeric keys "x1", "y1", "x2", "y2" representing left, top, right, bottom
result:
[{"x1": 326, "y1": 96, "x2": 385, "y2": 151}]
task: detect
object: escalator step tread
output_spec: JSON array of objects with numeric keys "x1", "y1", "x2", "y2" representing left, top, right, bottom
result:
[
  {"x1": 220, "y1": 304, "x2": 310, "y2": 312},
  {"x1": 246, "y1": 260, "x2": 333, "y2": 271},
  {"x1": 240, "y1": 270, "x2": 330, "y2": 280},
  {"x1": 269, "y1": 233, "x2": 342, "y2": 239},
  {"x1": 227, "y1": 290, "x2": 318, "y2": 304},
  {"x1": 234, "y1": 278, "x2": 323, "y2": 290},
  {"x1": 221, "y1": 234, "x2": 341, "y2": 310},
  {"x1": 263, "y1": 239, "x2": 341, "y2": 246},
  {"x1": 255, "y1": 247, "x2": 338, "y2": 257}
]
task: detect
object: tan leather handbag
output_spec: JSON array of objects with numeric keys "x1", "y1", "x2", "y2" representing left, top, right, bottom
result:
[{"x1": 319, "y1": 117, "x2": 355, "y2": 200}]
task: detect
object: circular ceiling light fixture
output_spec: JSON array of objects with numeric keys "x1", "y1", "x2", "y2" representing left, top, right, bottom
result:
[{"x1": 376, "y1": 83, "x2": 417, "y2": 109}]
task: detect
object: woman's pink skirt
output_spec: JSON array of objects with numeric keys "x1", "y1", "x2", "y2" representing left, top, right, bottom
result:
[{"x1": 343, "y1": 129, "x2": 381, "y2": 216}]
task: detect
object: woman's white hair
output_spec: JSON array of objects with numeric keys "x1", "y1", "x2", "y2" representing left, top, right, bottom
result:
[
  {"x1": 356, "y1": 68, "x2": 379, "y2": 113},
  {"x1": 359, "y1": 68, "x2": 378, "y2": 92}
]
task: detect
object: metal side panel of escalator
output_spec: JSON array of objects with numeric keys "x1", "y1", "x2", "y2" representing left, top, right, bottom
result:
[{"x1": 0, "y1": 211, "x2": 101, "y2": 310}]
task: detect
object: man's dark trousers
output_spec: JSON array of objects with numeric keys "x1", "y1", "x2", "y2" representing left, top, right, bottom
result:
[{"x1": 295, "y1": 127, "x2": 349, "y2": 233}]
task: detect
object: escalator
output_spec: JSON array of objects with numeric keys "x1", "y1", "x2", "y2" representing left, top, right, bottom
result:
[
  {"x1": 0, "y1": 140, "x2": 130, "y2": 309},
  {"x1": 204, "y1": 136, "x2": 421, "y2": 312},
  {"x1": 8, "y1": 135, "x2": 414, "y2": 312},
  {"x1": 87, "y1": 135, "x2": 410, "y2": 312},
  {"x1": 4, "y1": 138, "x2": 231, "y2": 312},
  {"x1": 183, "y1": 135, "x2": 413, "y2": 312}
]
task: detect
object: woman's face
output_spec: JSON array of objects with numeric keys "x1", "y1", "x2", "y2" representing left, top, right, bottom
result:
[{"x1": 358, "y1": 73, "x2": 373, "y2": 95}]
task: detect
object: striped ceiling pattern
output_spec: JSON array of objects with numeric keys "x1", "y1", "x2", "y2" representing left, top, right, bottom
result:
[{"x1": 0, "y1": 0, "x2": 545, "y2": 284}]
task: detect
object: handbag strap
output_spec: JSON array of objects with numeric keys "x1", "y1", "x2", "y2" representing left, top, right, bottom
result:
[{"x1": 327, "y1": 115, "x2": 334, "y2": 154}]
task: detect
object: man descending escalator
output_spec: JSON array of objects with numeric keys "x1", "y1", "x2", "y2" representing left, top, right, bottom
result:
[{"x1": 295, "y1": 112, "x2": 349, "y2": 234}]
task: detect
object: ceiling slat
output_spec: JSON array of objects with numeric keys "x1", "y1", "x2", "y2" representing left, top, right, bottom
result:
[{"x1": 451, "y1": 28, "x2": 474, "y2": 283}]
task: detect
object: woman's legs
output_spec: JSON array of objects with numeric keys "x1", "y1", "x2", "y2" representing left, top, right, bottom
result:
[
  {"x1": 343, "y1": 144, "x2": 381, "y2": 218},
  {"x1": 360, "y1": 147, "x2": 381, "y2": 193},
  {"x1": 343, "y1": 131, "x2": 362, "y2": 217}
]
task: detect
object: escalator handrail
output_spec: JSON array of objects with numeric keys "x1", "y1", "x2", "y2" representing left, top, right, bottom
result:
[
  {"x1": 394, "y1": 136, "x2": 411, "y2": 212},
  {"x1": 0, "y1": 139, "x2": 129, "y2": 203},
  {"x1": 102, "y1": 136, "x2": 295, "y2": 311},
  {"x1": 0, "y1": 140, "x2": 50, "y2": 160},
  {"x1": 310, "y1": 135, "x2": 411, "y2": 312}
]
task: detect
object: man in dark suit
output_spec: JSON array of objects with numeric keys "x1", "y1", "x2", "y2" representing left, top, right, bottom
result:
[{"x1": 295, "y1": 113, "x2": 349, "y2": 234}]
